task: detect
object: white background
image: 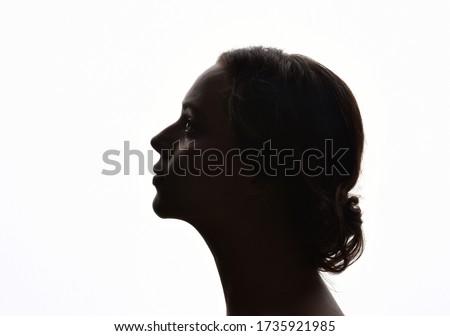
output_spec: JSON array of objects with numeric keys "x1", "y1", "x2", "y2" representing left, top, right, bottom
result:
[{"x1": 1, "y1": 0, "x2": 449, "y2": 315}]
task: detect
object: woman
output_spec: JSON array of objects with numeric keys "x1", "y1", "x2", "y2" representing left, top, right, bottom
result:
[{"x1": 151, "y1": 46, "x2": 364, "y2": 316}]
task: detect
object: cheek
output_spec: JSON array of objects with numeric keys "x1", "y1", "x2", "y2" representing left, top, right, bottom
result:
[
  {"x1": 168, "y1": 138, "x2": 224, "y2": 176},
  {"x1": 168, "y1": 144, "x2": 200, "y2": 176},
  {"x1": 172, "y1": 150, "x2": 232, "y2": 194}
]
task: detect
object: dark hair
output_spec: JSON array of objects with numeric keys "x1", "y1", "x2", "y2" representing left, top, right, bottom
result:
[{"x1": 217, "y1": 46, "x2": 364, "y2": 273}]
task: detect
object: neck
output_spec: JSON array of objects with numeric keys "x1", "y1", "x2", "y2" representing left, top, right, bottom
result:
[{"x1": 191, "y1": 196, "x2": 343, "y2": 316}]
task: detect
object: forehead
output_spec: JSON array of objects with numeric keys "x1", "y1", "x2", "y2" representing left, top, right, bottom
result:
[
  {"x1": 183, "y1": 63, "x2": 235, "y2": 149},
  {"x1": 182, "y1": 63, "x2": 230, "y2": 112}
]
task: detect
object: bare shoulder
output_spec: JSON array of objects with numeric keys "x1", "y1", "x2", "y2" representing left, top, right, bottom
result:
[{"x1": 296, "y1": 279, "x2": 344, "y2": 316}]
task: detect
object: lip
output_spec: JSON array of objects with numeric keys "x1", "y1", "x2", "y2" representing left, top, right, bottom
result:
[{"x1": 152, "y1": 175, "x2": 165, "y2": 187}]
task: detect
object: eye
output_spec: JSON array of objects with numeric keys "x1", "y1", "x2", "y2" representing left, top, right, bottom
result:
[{"x1": 184, "y1": 117, "x2": 195, "y2": 135}]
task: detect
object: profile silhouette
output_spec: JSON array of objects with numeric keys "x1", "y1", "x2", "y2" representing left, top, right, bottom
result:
[{"x1": 151, "y1": 46, "x2": 364, "y2": 316}]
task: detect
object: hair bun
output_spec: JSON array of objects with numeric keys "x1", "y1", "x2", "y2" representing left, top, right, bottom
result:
[
  {"x1": 314, "y1": 191, "x2": 364, "y2": 274},
  {"x1": 344, "y1": 195, "x2": 363, "y2": 229}
]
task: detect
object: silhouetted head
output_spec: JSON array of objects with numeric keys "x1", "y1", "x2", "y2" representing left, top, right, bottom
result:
[{"x1": 151, "y1": 46, "x2": 364, "y2": 274}]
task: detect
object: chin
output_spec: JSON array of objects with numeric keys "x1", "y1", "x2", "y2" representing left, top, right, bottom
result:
[
  {"x1": 152, "y1": 193, "x2": 188, "y2": 221},
  {"x1": 152, "y1": 184, "x2": 214, "y2": 222},
  {"x1": 152, "y1": 194, "x2": 173, "y2": 219}
]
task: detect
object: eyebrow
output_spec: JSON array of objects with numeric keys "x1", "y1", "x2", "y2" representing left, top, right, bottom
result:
[{"x1": 182, "y1": 101, "x2": 205, "y2": 119}]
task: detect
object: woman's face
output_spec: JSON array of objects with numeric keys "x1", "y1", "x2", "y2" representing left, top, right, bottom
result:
[{"x1": 151, "y1": 63, "x2": 248, "y2": 223}]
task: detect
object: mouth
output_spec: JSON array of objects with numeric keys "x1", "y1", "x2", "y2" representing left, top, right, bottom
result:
[{"x1": 152, "y1": 161, "x2": 168, "y2": 176}]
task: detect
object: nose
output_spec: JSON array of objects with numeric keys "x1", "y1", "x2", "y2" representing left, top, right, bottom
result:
[
  {"x1": 151, "y1": 123, "x2": 178, "y2": 175},
  {"x1": 150, "y1": 134, "x2": 162, "y2": 154},
  {"x1": 151, "y1": 122, "x2": 176, "y2": 154}
]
